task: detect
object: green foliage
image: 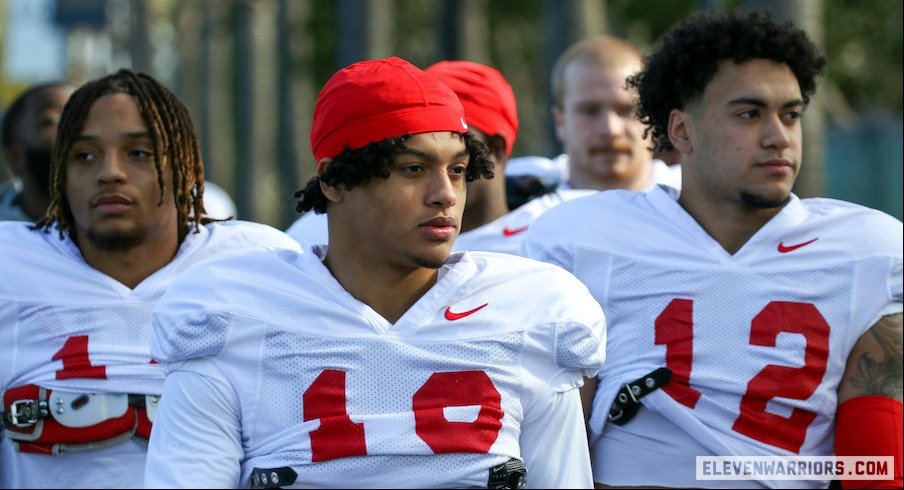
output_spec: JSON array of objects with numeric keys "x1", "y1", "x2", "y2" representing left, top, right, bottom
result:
[{"x1": 823, "y1": 0, "x2": 903, "y2": 112}]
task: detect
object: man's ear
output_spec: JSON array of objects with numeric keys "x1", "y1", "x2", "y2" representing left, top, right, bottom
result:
[
  {"x1": 668, "y1": 108, "x2": 693, "y2": 155},
  {"x1": 317, "y1": 158, "x2": 343, "y2": 203},
  {"x1": 552, "y1": 105, "x2": 566, "y2": 145},
  {"x1": 3, "y1": 146, "x2": 24, "y2": 178},
  {"x1": 486, "y1": 135, "x2": 508, "y2": 167}
]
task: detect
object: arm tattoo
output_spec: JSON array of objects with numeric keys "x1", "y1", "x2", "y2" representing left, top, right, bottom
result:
[{"x1": 849, "y1": 313, "x2": 903, "y2": 399}]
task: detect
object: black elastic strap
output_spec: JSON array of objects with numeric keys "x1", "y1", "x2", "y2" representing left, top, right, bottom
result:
[
  {"x1": 607, "y1": 367, "x2": 672, "y2": 425},
  {"x1": 250, "y1": 467, "x2": 297, "y2": 489}
]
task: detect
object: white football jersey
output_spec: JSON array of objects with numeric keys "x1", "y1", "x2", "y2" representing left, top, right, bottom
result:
[
  {"x1": 146, "y1": 246, "x2": 606, "y2": 488},
  {"x1": 285, "y1": 210, "x2": 329, "y2": 250},
  {"x1": 286, "y1": 189, "x2": 594, "y2": 255},
  {"x1": 0, "y1": 220, "x2": 301, "y2": 489},
  {"x1": 523, "y1": 185, "x2": 903, "y2": 489}
]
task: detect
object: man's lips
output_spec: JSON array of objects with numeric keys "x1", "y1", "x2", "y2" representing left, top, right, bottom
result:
[
  {"x1": 92, "y1": 194, "x2": 134, "y2": 212},
  {"x1": 756, "y1": 159, "x2": 794, "y2": 174},
  {"x1": 589, "y1": 142, "x2": 632, "y2": 158},
  {"x1": 419, "y1": 217, "x2": 456, "y2": 241}
]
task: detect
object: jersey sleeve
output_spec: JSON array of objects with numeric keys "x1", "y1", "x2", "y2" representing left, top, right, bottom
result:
[
  {"x1": 519, "y1": 388, "x2": 593, "y2": 488},
  {"x1": 144, "y1": 361, "x2": 243, "y2": 488},
  {"x1": 151, "y1": 249, "x2": 283, "y2": 365},
  {"x1": 520, "y1": 267, "x2": 606, "y2": 399},
  {"x1": 519, "y1": 203, "x2": 580, "y2": 273},
  {"x1": 151, "y1": 269, "x2": 234, "y2": 365}
]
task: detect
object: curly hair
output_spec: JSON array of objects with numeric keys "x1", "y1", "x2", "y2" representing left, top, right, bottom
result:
[
  {"x1": 33, "y1": 69, "x2": 209, "y2": 242},
  {"x1": 295, "y1": 132, "x2": 493, "y2": 214},
  {"x1": 628, "y1": 10, "x2": 826, "y2": 153}
]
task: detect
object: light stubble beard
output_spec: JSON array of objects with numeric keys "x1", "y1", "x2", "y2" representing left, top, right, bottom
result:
[
  {"x1": 406, "y1": 252, "x2": 447, "y2": 270},
  {"x1": 84, "y1": 226, "x2": 147, "y2": 252},
  {"x1": 740, "y1": 190, "x2": 792, "y2": 209}
]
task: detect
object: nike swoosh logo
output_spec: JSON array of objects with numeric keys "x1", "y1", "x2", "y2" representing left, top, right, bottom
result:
[
  {"x1": 502, "y1": 226, "x2": 529, "y2": 237},
  {"x1": 778, "y1": 237, "x2": 818, "y2": 253},
  {"x1": 444, "y1": 303, "x2": 489, "y2": 321}
]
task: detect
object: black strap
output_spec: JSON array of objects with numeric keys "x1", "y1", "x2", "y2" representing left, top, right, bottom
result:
[
  {"x1": 607, "y1": 367, "x2": 672, "y2": 425},
  {"x1": 249, "y1": 459, "x2": 522, "y2": 488},
  {"x1": 250, "y1": 467, "x2": 297, "y2": 489},
  {"x1": 488, "y1": 457, "x2": 526, "y2": 489}
]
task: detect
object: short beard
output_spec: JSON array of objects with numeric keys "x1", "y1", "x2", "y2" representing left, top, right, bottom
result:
[
  {"x1": 407, "y1": 252, "x2": 446, "y2": 270},
  {"x1": 84, "y1": 227, "x2": 147, "y2": 252},
  {"x1": 740, "y1": 190, "x2": 791, "y2": 209}
]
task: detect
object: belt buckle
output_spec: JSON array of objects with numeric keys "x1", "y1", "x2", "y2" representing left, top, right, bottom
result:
[{"x1": 8, "y1": 399, "x2": 48, "y2": 427}]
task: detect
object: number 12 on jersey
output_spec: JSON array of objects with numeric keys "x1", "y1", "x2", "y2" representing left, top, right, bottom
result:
[{"x1": 655, "y1": 299, "x2": 829, "y2": 453}]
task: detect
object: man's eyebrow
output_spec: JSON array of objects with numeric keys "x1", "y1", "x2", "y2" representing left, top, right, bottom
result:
[
  {"x1": 396, "y1": 147, "x2": 470, "y2": 161},
  {"x1": 728, "y1": 97, "x2": 805, "y2": 109},
  {"x1": 73, "y1": 131, "x2": 152, "y2": 142}
]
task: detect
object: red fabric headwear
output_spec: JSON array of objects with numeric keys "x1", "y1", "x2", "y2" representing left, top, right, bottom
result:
[
  {"x1": 310, "y1": 56, "x2": 469, "y2": 163},
  {"x1": 426, "y1": 60, "x2": 519, "y2": 156}
]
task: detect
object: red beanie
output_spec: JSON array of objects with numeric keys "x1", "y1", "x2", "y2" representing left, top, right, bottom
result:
[
  {"x1": 310, "y1": 57, "x2": 469, "y2": 162},
  {"x1": 426, "y1": 60, "x2": 519, "y2": 156}
]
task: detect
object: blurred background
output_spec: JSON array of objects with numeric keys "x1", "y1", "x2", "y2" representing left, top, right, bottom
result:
[{"x1": 1, "y1": 0, "x2": 900, "y2": 228}]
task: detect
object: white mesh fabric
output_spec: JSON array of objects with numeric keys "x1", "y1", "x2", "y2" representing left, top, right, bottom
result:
[
  {"x1": 598, "y1": 256, "x2": 853, "y2": 458},
  {"x1": 244, "y1": 331, "x2": 522, "y2": 460},
  {"x1": 12, "y1": 302, "x2": 161, "y2": 395}
]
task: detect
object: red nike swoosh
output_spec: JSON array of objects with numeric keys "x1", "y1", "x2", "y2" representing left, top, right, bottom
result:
[
  {"x1": 444, "y1": 303, "x2": 489, "y2": 321},
  {"x1": 778, "y1": 237, "x2": 818, "y2": 253},
  {"x1": 502, "y1": 226, "x2": 529, "y2": 237}
]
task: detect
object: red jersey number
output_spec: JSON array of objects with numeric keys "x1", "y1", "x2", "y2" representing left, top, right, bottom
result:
[
  {"x1": 52, "y1": 335, "x2": 107, "y2": 380},
  {"x1": 655, "y1": 300, "x2": 829, "y2": 453},
  {"x1": 303, "y1": 370, "x2": 504, "y2": 462}
]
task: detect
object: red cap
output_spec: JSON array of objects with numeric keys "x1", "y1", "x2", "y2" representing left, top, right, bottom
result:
[
  {"x1": 426, "y1": 60, "x2": 519, "y2": 156},
  {"x1": 310, "y1": 57, "x2": 469, "y2": 162}
]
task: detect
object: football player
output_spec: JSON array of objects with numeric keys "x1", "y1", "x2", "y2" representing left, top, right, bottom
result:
[
  {"x1": 524, "y1": 10, "x2": 902, "y2": 489},
  {"x1": 146, "y1": 57, "x2": 606, "y2": 488},
  {"x1": 287, "y1": 60, "x2": 594, "y2": 256},
  {"x1": 0, "y1": 69, "x2": 300, "y2": 488}
]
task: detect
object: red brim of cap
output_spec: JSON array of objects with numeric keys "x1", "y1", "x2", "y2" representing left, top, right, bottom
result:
[{"x1": 313, "y1": 106, "x2": 469, "y2": 162}]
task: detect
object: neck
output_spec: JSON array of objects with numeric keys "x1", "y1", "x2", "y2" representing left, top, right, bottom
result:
[
  {"x1": 677, "y1": 187, "x2": 783, "y2": 255},
  {"x1": 461, "y1": 186, "x2": 509, "y2": 232},
  {"x1": 323, "y1": 242, "x2": 439, "y2": 325},
  {"x1": 75, "y1": 230, "x2": 181, "y2": 289},
  {"x1": 18, "y1": 190, "x2": 50, "y2": 222},
  {"x1": 569, "y1": 163, "x2": 652, "y2": 192}
]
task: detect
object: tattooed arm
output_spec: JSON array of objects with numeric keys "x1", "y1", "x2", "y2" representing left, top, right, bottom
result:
[
  {"x1": 835, "y1": 313, "x2": 903, "y2": 489},
  {"x1": 838, "y1": 312, "x2": 903, "y2": 403}
]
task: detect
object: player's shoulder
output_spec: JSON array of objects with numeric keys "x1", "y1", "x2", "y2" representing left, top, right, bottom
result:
[
  {"x1": 285, "y1": 211, "x2": 329, "y2": 247},
  {"x1": 455, "y1": 251, "x2": 606, "y2": 380},
  {"x1": 0, "y1": 222, "x2": 64, "y2": 267},
  {"x1": 526, "y1": 188, "x2": 652, "y2": 245},
  {"x1": 174, "y1": 245, "x2": 303, "y2": 295},
  {"x1": 0, "y1": 221, "x2": 43, "y2": 248},
  {"x1": 515, "y1": 188, "x2": 597, "y2": 216},
  {"x1": 152, "y1": 247, "x2": 305, "y2": 362},
  {"x1": 801, "y1": 197, "x2": 902, "y2": 256},
  {"x1": 537, "y1": 188, "x2": 644, "y2": 222},
  {"x1": 202, "y1": 219, "x2": 302, "y2": 251},
  {"x1": 463, "y1": 251, "x2": 596, "y2": 299}
]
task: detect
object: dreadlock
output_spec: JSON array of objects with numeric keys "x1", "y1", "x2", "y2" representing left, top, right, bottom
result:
[
  {"x1": 295, "y1": 132, "x2": 493, "y2": 214},
  {"x1": 33, "y1": 68, "x2": 209, "y2": 242}
]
